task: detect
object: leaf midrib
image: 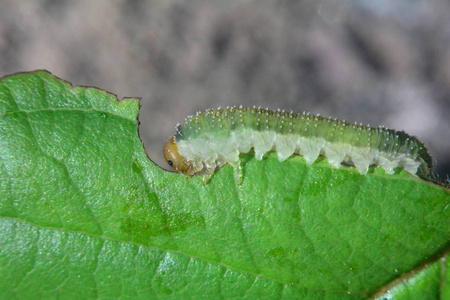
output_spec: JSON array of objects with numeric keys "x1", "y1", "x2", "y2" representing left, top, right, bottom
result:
[{"x1": 0, "y1": 215, "x2": 375, "y2": 296}]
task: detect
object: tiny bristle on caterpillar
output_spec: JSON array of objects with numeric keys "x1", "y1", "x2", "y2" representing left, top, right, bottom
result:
[{"x1": 163, "y1": 106, "x2": 433, "y2": 184}]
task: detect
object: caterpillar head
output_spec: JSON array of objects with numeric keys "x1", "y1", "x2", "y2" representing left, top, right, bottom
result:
[{"x1": 163, "y1": 136, "x2": 191, "y2": 174}]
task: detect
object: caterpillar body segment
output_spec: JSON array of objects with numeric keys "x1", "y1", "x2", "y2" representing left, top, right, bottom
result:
[{"x1": 163, "y1": 107, "x2": 432, "y2": 184}]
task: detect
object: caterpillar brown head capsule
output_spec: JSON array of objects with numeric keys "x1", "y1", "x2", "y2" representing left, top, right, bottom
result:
[
  {"x1": 163, "y1": 136, "x2": 192, "y2": 174},
  {"x1": 163, "y1": 106, "x2": 433, "y2": 184}
]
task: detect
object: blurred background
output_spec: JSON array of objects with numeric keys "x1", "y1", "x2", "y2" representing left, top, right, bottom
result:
[{"x1": 1, "y1": 0, "x2": 449, "y2": 179}]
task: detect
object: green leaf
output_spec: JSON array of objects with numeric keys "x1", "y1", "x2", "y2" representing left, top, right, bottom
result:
[
  {"x1": 372, "y1": 253, "x2": 449, "y2": 299},
  {"x1": 1, "y1": 71, "x2": 449, "y2": 299}
]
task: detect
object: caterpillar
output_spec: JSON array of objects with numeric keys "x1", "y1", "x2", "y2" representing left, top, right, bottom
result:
[{"x1": 163, "y1": 106, "x2": 432, "y2": 184}]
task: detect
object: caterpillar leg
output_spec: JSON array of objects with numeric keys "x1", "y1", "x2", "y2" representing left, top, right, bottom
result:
[
  {"x1": 202, "y1": 173, "x2": 213, "y2": 185},
  {"x1": 231, "y1": 161, "x2": 243, "y2": 185},
  {"x1": 201, "y1": 162, "x2": 217, "y2": 185}
]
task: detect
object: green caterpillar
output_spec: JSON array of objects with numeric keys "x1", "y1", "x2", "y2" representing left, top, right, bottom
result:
[{"x1": 164, "y1": 106, "x2": 432, "y2": 184}]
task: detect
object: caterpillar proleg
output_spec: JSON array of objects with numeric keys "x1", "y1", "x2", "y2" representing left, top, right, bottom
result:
[{"x1": 163, "y1": 106, "x2": 432, "y2": 184}]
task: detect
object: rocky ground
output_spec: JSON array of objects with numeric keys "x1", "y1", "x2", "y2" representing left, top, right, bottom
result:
[{"x1": 1, "y1": 0, "x2": 449, "y2": 180}]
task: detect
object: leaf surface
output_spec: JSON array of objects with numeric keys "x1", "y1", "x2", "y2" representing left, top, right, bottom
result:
[{"x1": 0, "y1": 71, "x2": 449, "y2": 299}]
